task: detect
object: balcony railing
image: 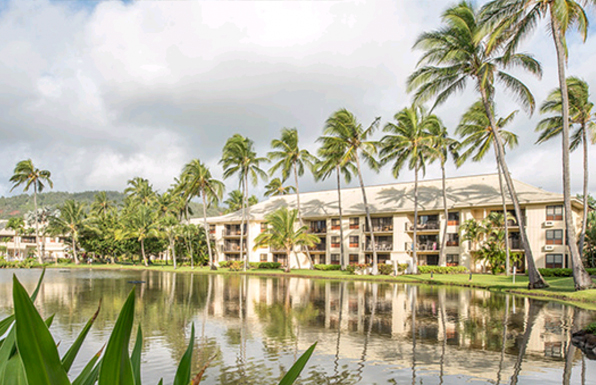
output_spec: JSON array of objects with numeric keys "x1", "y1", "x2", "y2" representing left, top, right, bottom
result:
[
  {"x1": 308, "y1": 243, "x2": 326, "y2": 252},
  {"x1": 365, "y1": 242, "x2": 393, "y2": 251},
  {"x1": 223, "y1": 243, "x2": 246, "y2": 252},
  {"x1": 445, "y1": 241, "x2": 459, "y2": 247},
  {"x1": 407, "y1": 221, "x2": 440, "y2": 231},
  {"x1": 405, "y1": 242, "x2": 440, "y2": 252},
  {"x1": 223, "y1": 228, "x2": 245, "y2": 237},
  {"x1": 309, "y1": 226, "x2": 327, "y2": 234},
  {"x1": 509, "y1": 239, "x2": 522, "y2": 250},
  {"x1": 364, "y1": 224, "x2": 394, "y2": 233}
]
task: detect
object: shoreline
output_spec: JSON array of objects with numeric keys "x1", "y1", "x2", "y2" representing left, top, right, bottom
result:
[{"x1": 44, "y1": 263, "x2": 596, "y2": 311}]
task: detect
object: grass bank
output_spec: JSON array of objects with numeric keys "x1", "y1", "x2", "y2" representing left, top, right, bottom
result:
[{"x1": 48, "y1": 262, "x2": 596, "y2": 310}]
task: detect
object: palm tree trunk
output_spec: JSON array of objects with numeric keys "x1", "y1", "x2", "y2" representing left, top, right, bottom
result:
[
  {"x1": 242, "y1": 173, "x2": 249, "y2": 271},
  {"x1": 72, "y1": 236, "x2": 79, "y2": 264},
  {"x1": 413, "y1": 167, "x2": 419, "y2": 274},
  {"x1": 294, "y1": 163, "x2": 312, "y2": 269},
  {"x1": 141, "y1": 238, "x2": 148, "y2": 267},
  {"x1": 202, "y1": 190, "x2": 216, "y2": 270},
  {"x1": 439, "y1": 160, "x2": 448, "y2": 266},
  {"x1": 355, "y1": 153, "x2": 378, "y2": 275},
  {"x1": 336, "y1": 166, "x2": 346, "y2": 270},
  {"x1": 285, "y1": 247, "x2": 292, "y2": 273},
  {"x1": 495, "y1": 150, "x2": 511, "y2": 276},
  {"x1": 550, "y1": 12, "x2": 593, "y2": 290},
  {"x1": 33, "y1": 189, "x2": 42, "y2": 264},
  {"x1": 170, "y1": 234, "x2": 177, "y2": 269},
  {"x1": 579, "y1": 124, "x2": 589, "y2": 257},
  {"x1": 479, "y1": 86, "x2": 547, "y2": 289}
]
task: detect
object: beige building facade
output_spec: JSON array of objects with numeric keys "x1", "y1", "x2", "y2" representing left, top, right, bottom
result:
[
  {"x1": 200, "y1": 174, "x2": 584, "y2": 271},
  {"x1": 0, "y1": 221, "x2": 68, "y2": 261}
]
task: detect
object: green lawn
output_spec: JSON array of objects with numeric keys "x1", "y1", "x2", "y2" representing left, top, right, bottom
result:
[{"x1": 49, "y1": 262, "x2": 596, "y2": 309}]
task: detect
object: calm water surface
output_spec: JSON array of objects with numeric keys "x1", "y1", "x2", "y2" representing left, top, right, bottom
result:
[{"x1": 0, "y1": 269, "x2": 594, "y2": 384}]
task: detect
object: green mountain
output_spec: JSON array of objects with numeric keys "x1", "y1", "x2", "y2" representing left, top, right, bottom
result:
[{"x1": 0, "y1": 191, "x2": 223, "y2": 219}]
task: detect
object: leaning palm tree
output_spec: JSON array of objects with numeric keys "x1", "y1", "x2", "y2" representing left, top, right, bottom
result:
[
  {"x1": 536, "y1": 77, "x2": 596, "y2": 257},
  {"x1": 407, "y1": 2, "x2": 547, "y2": 289},
  {"x1": 181, "y1": 159, "x2": 225, "y2": 270},
  {"x1": 264, "y1": 178, "x2": 296, "y2": 197},
  {"x1": 318, "y1": 109, "x2": 381, "y2": 274},
  {"x1": 253, "y1": 207, "x2": 319, "y2": 273},
  {"x1": 221, "y1": 134, "x2": 268, "y2": 271},
  {"x1": 380, "y1": 105, "x2": 440, "y2": 273},
  {"x1": 482, "y1": 0, "x2": 594, "y2": 290},
  {"x1": 314, "y1": 144, "x2": 358, "y2": 270},
  {"x1": 48, "y1": 200, "x2": 88, "y2": 264},
  {"x1": 9, "y1": 159, "x2": 53, "y2": 264},
  {"x1": 426, "y1": 121, "x2": 459, "y2": 267},
  {"x1": 457, "y1": 100, "x2": 520, "y2": 275},
  {"x1": 269, "y1": 128, "x2": 317, "y2": 268}
]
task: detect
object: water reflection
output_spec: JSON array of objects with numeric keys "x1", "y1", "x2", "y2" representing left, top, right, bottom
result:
[{"x1": 0, "y1": 269, "x2": 594, "y2": 384}]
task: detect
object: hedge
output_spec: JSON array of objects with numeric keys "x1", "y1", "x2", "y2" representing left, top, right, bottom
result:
[
  {"x1": 248, "y1": 262, "x2": 282, "y2": 269},
  {"x1": 417, "y1": 266, "x2": 469, "y2": 274},
  {"x1": 313, "y1": 264, "x2": 342, "y2": 271},
  {"x1": 538, "y1": 268, "x2": 596, "y2": 277}
]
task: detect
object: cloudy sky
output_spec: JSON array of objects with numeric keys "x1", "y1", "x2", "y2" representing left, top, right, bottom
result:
[{"x1": 0, "y1": 0, "x2": 595, "y2": 200}]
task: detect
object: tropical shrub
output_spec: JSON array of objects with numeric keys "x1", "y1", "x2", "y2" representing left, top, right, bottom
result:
[
  {"x1": 398, "y1": 263, "x2": 409, "y2": 273},
  {"x1": 1, "y1": 269, "x2": 316, "y2": 385},
  {"x1": 218, "y1": 261, "x2": 231, "y2": 268},
  {"x1": 249, "y1": 262, "x2": 282, "y2": 269},
  {"x1": 346, "y1": 263, "x2": 370, "y2": 275},
  {"x1": 417, "y1": 266, "x2": 469, "y2": 274},
  {"x1": 378, "y1": 264, "x2": 394, "y2": 275},
  {"x1": 229, "y1": 261, "x2": 243, "y2": 271},
  {"x1": 538, "y1": 268, "x2": 596, "y2": 277},
  {"x1": 313, "y1": 264, "x2": 342, "y2": 271}
]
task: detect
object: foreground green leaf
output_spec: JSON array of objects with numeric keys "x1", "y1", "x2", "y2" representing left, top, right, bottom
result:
[
  {"x1": 173, "y1": 323, "x2": 195, "y2": 385},
  {"x1": 13, "y1": 275, "x2": 70, "y2": 385},
  {"x1": 62, "y1": 301, "x2": 101, "y2": 373},
  {"x1": 278, "y1": 342, "x2": 317, "y2": 385},
  {"x1": 72, "y1": 347, "x2": 103, "y2": 385},
  {"x1": 97, "y1": 288, "x2": 136, "y2": 385},
  {"x1": 131, "y1": 326, "x2": 143, "y2": 385}
]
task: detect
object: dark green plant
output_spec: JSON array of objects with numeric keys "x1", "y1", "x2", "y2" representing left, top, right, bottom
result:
[
  {"x1": 378, "y1": 264, "x2": 394, "y2": 275},
  {"x1": 417, "y1": 266, "x2": 469, "y2": 275},
  {"x1": 313, "y1": 264, "x2": 342, "y2": 271}
]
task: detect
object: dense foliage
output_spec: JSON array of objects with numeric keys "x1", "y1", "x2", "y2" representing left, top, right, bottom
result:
[{"x1": 417, "y1": 266, "x2": 469, "y2": 275}]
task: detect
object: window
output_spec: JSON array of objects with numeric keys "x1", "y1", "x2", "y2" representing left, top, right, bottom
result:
[
  {"x1": 544, "y1": 342, "x2": 563, "y2": 358},
  {"x1": 309, "y1": 220, "x2": 326, "y2": 233},
  {"x1": 331, "y1": 218, "x2": 341, "y2": 230},
  {"x1": 260, "y1": 253, "x2": 268, "y2": 262},
  {"x1": 446, "y1": 254, "x2": 459, "y2": 267},
  {"x1": 330, "y1": 253, "x2": 340, "y2": 265},
  {"x1": 260, "y1": 223, "x2": 267, "y2": 233},
  {"x1": 209, "y1": 225, "x2": 216, "y2": 235},
  {"x1": 546, "y1": 229, "x2": 563, "y2": 245},
  {"x1": 349, "y1": 236, "x2": 359, "y2": 248},
  {"x1": 349, "y1": 254, "x2": 359, "y2": 265},
  {"x1": 545, "y1": 254, "x2": 564, "y2": 268},
  {"x1": 447, "y1": 212, "x2": 460, "y2": 226},
  {"x1": 273, "y1": 254, "x2": 287, "y2": 265},
  {"x1": 446, "y1": 233, "x2": 459, "y2": 247},
  {"x1": 349, "y1": 217, "x2": 359, "y2": 229},
  {"x1": 546, "y1": 205, "x2": 563, "y2": 221},
  {"x1": 331, "y1": 236, "x2": 340, "y2": 248}
]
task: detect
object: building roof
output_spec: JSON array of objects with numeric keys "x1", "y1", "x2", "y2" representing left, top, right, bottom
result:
[{"x1": 204, "y1": 173, "x2": 575, "y2": 224}]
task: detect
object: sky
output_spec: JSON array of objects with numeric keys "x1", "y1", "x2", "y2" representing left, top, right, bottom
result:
[{"x1": 0, "y1": 0, "x2": 595, "y2": 201}]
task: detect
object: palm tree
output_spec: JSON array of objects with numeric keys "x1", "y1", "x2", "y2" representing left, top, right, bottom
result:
[
  {"x1": 380, "y1": 105, "x2": 440, "y2": 273},
  {"x1": 160, "y1": 215, "x2": 180, "y2": 269},
  {"x1": 6, "y1": 217, "x2": 24, "y2": 260},
  {"x1": 48, "y1": 200, "x2": 88, "y2": 264},
  {"x1": 318, "y1": 109, "x2": 381, "y2": 274},
  {"x1": 253, "y1": 207, "x2": 319, "y2": 273},
  {"x1": 124, "y1": 177, "x2": 155, "y2": 207},
  {"x1": 427, "y1": 120, "x2": 459, "y2": 267},
  {"x1": 9, "y1": 159, "x2": 53, "y2": 264},
  {"x1": 406, "y1": 2, "x2": 547, "y2": 289},
  {"x1": 314, "y1": 144, "x2": 358, "y2": 270},
  {"x1": 456, "y1": 100, "x2": 519, "y2": 275},
  {"x1": 181, "y1": 159, "x2": 225, "y2": 270},
  {"x1": 221, "y1": 134, "x2": 268, "y2": 271},
  {"x1": 91, "y1": 191, "x2": 116, "y2": 218},
  {"x1": 536, "y1": 77, "x2": 596, "y2": 258},
  {"x1": 223, "y1": 190, "x2": 258, "y2": 214},
  {"x1": 119, "y1": 204, "x2": 160, "y2": 267},
  {"x1": 264, "y1": 178, "x2": 296, "y2": 197},
  {"x1": 482, "y1": 0, "x2": 594, "y2": 290},
  {"x1": 269, "y1": 128, "x2": 317, "y2": 268}
]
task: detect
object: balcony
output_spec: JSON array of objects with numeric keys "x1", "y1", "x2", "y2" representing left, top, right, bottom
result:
[
  {"x1": 308, "y1": 221, "x2": 327, "y2": 234},
  {"x1": 308, "y1": 242, "x2": 327, "y2": 253},
  {"x1": 365, "y1": 218, "x2": 393, "y2": 233},
  {"x1": 223, "y1": 243, "x2": 246, "y2": 253},
  {"x1": 407, "y1": 221, "x2": 440, "y2": 232},
  {"x1": 445, "y1": 240, "x2": 459, "y2": 247},
  {"x1": 365, "y1": 242, "x2": 393, "y2": 251},
  {"x1": 508, "y1": 238, "x2": 522, "y2": 250},
  {"x1": 223, "y1": 226, "x2": 246, "y2": 237},
  {"x1": 21, "y1": 237, "x2": 36, "y2": 244},
  {"x1": 405, "y1": 242, "x2": 440, "y2": 252}
]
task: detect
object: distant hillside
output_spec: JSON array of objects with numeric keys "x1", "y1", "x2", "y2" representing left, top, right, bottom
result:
[{"x1": 0, "y1": 191, "x2": 223, "y2": 219}]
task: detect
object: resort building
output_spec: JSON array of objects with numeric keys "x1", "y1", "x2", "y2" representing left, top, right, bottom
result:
[
  {"x1": 0, "y1": 220, "x2": 68, "y2": 261},
  {"x1": 199, "y1": 174, "x2": 585, "y2": 271}
]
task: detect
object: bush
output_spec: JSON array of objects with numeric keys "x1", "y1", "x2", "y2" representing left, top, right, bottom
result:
[
  {"x1": 417, "y1": 266, "x2": 469, "y2": 275},
  {"x1": 313, "y1": 264, "x2": 342, "y2": 271},
  {"x1": 229, "y1": 261, "x2": 243, "y2": 271},
  {"x1": 378, "y1": 264, "x2": 394, "y2": 275},
  {"x1": 218, "y1": 261, "x2": 231, "y2": 268},
  {"x1": 346, "y1": 265, "x2": 356, "y2": 274},
  {"x1": 585, "y1": 322, "x2": 596, "y2": 334},
  {"x1": 538, "y1": 268, "x2": 573, "y2": 277},
  {"x1": 249, "y1": 262, "x2": 282, "y2": 269},
  {"x1": 398, "y1": 263, "x2": 409, "y2": 273},
  {"x1": 57, "y1": 258, "x2": 72, "y2": 264}
]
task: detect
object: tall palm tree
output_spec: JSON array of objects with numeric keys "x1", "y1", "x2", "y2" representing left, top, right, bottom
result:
[
  {"x1": 269, "y1": 128, "x2": 317, "y2": 268},
  {"x1": 223, "y1": 190, "x2": 258, "y2": 214},
  {"x1": 318, "y1": 109, "x2": 381, "y2": 274},
  {"x1": 6, "y1": 217, "x2": 24, "y2": 260},
  {"x1": 91, "y1": 191, "x2": 116, "y2": 218},
  {"x1": 482, "y1": 0, "x2": 594, "y2": 290},
  {"x1": 380, "y1": 105, "x2": 440, "y2": 273},
  {"x1": 536, "y1": 77, "x2": 596, "y2": 257},
  {"x1": 221, "y1": 134, "x2": 268, "y2": 271},
  {"x1": 406, "y1": 2, "x2": 547, "y2": 289},
  {"x1": 9, "y1": 159, "x2": 53, "y2": 264},
  {"x1": 118, "y1": 204, "x2": 160, "y2": 267},
  {"x1": 427, "y1": 120, "x2": 459, "y2": 267},
  {"x1": 124, "y1": 177, "x2": 155, "y2": 207},
  {"x1": 456, "y1": 100, "x2": 519, "y2": 275},
  {"x1": 160, "y1": 215, "x2": 180, "y2": 269},
  {"x1": 181, "y1": 159, "x2": 225, "y2": 270},
  {"x1": 48, "y1": 200, "x2": 88, "y2": 264},
  {"x1": 264, "y1": 178, "x2": 296, "y2": 197},
  {"x1": 253, "y1": 207, "x2": 319, "y2": 273},
  {"x1": 314, "y1": 145, "x2": 358, "y2": 270}
]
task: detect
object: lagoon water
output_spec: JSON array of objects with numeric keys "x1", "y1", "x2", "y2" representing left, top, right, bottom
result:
[{"x1": 0, "y1": 269, "x2": 594, "y2": 384}]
